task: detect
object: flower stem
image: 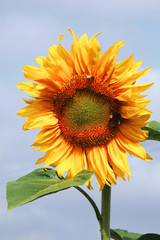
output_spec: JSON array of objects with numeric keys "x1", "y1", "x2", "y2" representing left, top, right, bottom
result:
[
  {"x1": 74, "y1": 186, "x2": 102, "y2": 221},
  {"x1": 99, "y1": 184, "x2": 111, "y2": 240}
]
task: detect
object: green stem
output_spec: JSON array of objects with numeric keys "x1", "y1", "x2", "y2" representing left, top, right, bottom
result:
[
  {"x1": 99, "y1": 184, "x2": 111, "y2": 240},
  {"x1": 74, "y1": 186, "x2": 102, "y2": 221}
]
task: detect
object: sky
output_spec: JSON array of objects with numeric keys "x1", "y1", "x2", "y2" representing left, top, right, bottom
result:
[{"x1": 0, "y1": 0, "x2": 160, "y2": 239}]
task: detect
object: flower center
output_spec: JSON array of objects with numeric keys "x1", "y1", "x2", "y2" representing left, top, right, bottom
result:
[
  {"x1": 54, "y1": 75, "x2": 120, "y2": 148},
  {"x1": 62, "y1": 90, "x2": 111, "y2": 132}
]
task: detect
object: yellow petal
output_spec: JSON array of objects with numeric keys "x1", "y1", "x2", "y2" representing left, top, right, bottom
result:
[
  {"x1": 107, "y1": 138, "x2": 131, "y2": 180},
  {"x1": 35, "y1": 56, "x2": 51, "y2": 68},
  {"x1": 119, "y1": 123, "x2": 148, "y2": 142},
  {"x1": 127, "y1": 114, "x2": 151, "y2": 128},
  {"x1": 128, "y1": 68, "x2": 152, "y2": 83},
  {"x1": 82, "y1": 152, "x2": 87, "y2": 170},
  {"x1": 97, "y1": 41, "x2": 125, "y2": 79},
  {"x1": 17, "y1": 81, "x2": 55, "y2": 100},
  {"x1": 86, "y1": 146, "x2": 116, "y2": 187},
  {"x1": 110, "y1": 59, "x2": 142, "y2": 88},
  {"x1": 86, "y1": 147, "x2": 107, "y2": 183},
  {"x1": 88, "y1": 32, "x2": 102, "y2": 75},
  {"x1": 36, "y1": 152, "x2": 48, "y2": 165},
  {"x1": 23, "y1": 65, "x2": 62, "y2": 91},
  {"x1": 16, "y1": 82, "x2": 40, "y2": 98},
  {"x1": 68, "y1": 28, "x2": 79, "y2": 59},
  {"x1": 57, "y1": 157, "x2": 72, "y2": 178},
  {"x1": 130, "y1": 93, "x2": 148, "y2": 100},
  {"x1": 134, "y1": 99, "x2": 151, "y2": 107},
  {"x1": 75, "y1": 33, "x2": 90, "y2": 74},
  {"x1": 110, "y1": 54, "x2": 134, "y2": 85},
  {"x1": 69, "y1": 147, "x2": 84, "y2": 178},
  {"x1": 86, "y1": 176, "x2": 94, "y2": 190},
  {"x1": 115, "y1": 88, "x2": 132, "y2": 101},
  {"x1": 116, "y1": 132, "x2": 148, "y2": 160},
  {"x1": 44, "y1": 140, "x2": 73, "y2": 167},
  {"x1": 48, "y1": 43, "x2": 72, "y2": 80},
  {"x1": 23, "y1": 98, "x2": 35, "y2": 104},
  {"x1": 17, "y1": 99, "x2": 52, "y2": 117},
  {"x1": 131, "y1": 82, "x2": 154, "y2": 94},
  {"x1": 22, "y1": 112, "x2": 58, "y2": 130},
  {"x1": 32, "y1": 127, "x2": 60, "y2": 146},
  {"x1": 98, "y1": 145, "x2": 117, "y2": 184},
  {"x1": 120, "y1": 105, "x2": 152, "y2": 119},
  {"x1": 23, "y1": 65, "x2": 50, "y2": 81},
  {"x1": 58, "y1": 34, "x2": 75, "y2": 75},
  {"x1": 146, "y1": 153, "x2": 153, "y2": 160},
  {"x1": 34, "y1": 133, "x2": 62, "y2": 152},
  {"x1": 36, "y1": 135, "x2": 63, "y2": 152},
  {"x1": 129, "y1": 60, "x2": 143, "y2": 74},
  {"x1": 95, "y1": 174, "x2": 106, "y2": 190}
]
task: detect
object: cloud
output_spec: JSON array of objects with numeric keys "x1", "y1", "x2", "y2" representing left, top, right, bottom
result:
[
  {"x1": 1, "y1": 0, "x2": 160, "y2": 19},
  {"x1": 0, "y1": 2, "x2": 160, "y2": 239}
]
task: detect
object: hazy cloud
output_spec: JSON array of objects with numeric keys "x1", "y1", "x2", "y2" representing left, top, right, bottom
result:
[{"x1": 0, "y1": 1, "x2": 160, "y2": 239}]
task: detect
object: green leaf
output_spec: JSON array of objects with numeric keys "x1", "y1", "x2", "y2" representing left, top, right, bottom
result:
[
  {"x1": 143, "y1": 121, "x2": 160, "y2": 141},
  {"x1": 137, "y1": 233, "x2": 160, "y2": 240},
  {"x1": 110, "y1": 229, "x2": 160, "y2": 240},
  {"x1": 6, "y1": 168, "x2": 93, "y2": 211},
  {"x1": 111, "y1": 229, "x2": 122, "y2": 240},
  {"x1": 111, "y1": 229, "x2": 142, "y2": 240}
]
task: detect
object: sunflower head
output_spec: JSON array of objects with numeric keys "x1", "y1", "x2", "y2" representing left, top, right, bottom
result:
[{"x1": 17, "y1": 29, "x2": 153, "y2": 190}]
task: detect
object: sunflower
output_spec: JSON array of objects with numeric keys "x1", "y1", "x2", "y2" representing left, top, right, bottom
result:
[{"x1": 17, "y1": 29, "x2": 153, "y2": 190}]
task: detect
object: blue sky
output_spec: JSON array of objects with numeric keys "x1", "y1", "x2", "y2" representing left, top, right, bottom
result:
[{"x1": 0, "y1": 0, "x2": 160, "y2": 239}]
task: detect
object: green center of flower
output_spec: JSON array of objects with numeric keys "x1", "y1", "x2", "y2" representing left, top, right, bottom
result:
[
  {"x1": 62, "y1": 90, "x2": 111, "y2": 132},
  {"x1": 54, "y1": 76, "x2": 120, "y2": 148}
]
